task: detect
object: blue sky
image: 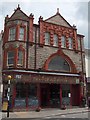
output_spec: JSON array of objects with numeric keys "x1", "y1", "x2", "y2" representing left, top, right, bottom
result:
[{"x1": 0, "y1": 0, "x2": 88, "y2": 48}]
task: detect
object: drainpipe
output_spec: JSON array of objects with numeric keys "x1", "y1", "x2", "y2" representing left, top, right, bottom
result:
[
  {"x1": 34, "y1": 27, "x2": 37, "y2": 69},
  {"x1": 80, "y1": 36, "x2": 85, "y2": 104},
  {"x1": 80, "y1": 36, "x2": 84, "y2": 74},
  {"x1": 26, "y1": 25, "x2": 29, "y2": 69}
]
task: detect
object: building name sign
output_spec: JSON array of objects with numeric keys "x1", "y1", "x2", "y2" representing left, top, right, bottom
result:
[{"x1": 18, "y1": 74, "x2": 79, "y2": 84}]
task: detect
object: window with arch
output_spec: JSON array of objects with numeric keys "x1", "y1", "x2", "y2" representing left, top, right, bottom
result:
[
  {"x1": 53, "y1": 34, "x2": 58, "y2": 46},
  {"x1": 68, "y1": 37, "x2": 73, "y2": 49},
  {"x1": 61, "y1": 36, "x2": 66, "y2": 48},
  {"x1": 45, "y1": 32, "x2": 50, "y2": 45},
  {"x1": 48, "y1": 55, "x2": 70, "y2": 72}
]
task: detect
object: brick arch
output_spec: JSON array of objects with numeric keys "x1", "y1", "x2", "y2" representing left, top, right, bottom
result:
[{"x1": 44, "y1": 50, "x2": 77, "y2": 73}]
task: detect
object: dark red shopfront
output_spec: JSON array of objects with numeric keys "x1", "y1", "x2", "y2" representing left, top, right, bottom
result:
[{"x1": 3, "y1": 71, "x2": 81, "y2": 110}]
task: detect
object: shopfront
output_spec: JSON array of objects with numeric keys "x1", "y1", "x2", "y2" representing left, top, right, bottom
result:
[{"x1": 2, "y1": 70, "x2": 81, "y2": 110}]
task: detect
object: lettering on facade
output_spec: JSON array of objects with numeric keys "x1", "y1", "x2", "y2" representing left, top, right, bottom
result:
[{"x1": 16, "y1": 75, "x2": 22, "y2": 79}]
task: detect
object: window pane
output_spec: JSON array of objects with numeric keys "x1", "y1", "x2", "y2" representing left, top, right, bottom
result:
[
  {"x1": 19, "y1": 27, "x2": 24, "y2": 40},
  {"x1": 7, "y1": 51, "x2": 14, "y2": 65},
  {"x1": 28, "y1": 84, "x2": 37, "y2": 97},
  {"x1": 20, "y1": 28, "x2": 24, "y2": 33},
  {"x1": 68, "y1": 37, "x2": 73, "y2": 49},
  {"x1": 16, "y1": 83, "x2": 26, "y2": 98},
  {"x1": 53, "y1": 34, "x2": 58, "y2": 46},
  {"x1": 61, "y1": 36, "x2": 66, "y2": 48},
  {"x1": 18, "y1": 51, "x2": 23, "y2": 65},
  {"x1": 9, "y1": 28, "x2": 16, "y2": 41},
  {"x1": 48, "y1": 55, "x2": 70, "y2": 72},
  {"x1": 45, "y1": 32, "x2": 50, "y2": 45}
]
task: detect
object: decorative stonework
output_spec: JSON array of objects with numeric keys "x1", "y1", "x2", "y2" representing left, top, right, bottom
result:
[{"x1": 5, "y1": 43, "x2": 9, "y2": 49}]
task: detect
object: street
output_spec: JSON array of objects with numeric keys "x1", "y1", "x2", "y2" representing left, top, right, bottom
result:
[
  {"x1": 1, "y1": 111, "x2": 90, "y2": 120},
  {"x1": 44, "y1": 111, "x2": 90, "y2": 119}
]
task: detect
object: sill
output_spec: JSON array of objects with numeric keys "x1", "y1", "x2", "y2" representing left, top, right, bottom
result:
[
  {"x1": 7, "y1": 64, "x2": 14, "y2": 67},
  {"x1": 17, "y1": 64, "x2": 23, "y2": 68}
]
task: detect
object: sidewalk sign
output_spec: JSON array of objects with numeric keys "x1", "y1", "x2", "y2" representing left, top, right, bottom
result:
[{"x1": 2, "y1": 101, "x2": 8, "y2": 111}]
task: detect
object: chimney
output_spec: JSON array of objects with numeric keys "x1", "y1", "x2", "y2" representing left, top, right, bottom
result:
[{"x1": 56, "y1": 8, "x2": 60, "y2": 15}]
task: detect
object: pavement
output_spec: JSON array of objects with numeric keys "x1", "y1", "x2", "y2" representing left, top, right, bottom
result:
[{"x1": 1, "y1": 107, "x2": 90, "y2": 119}]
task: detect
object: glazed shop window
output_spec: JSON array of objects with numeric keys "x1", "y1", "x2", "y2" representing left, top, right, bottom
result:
[
  {"x1": 48, "y1": 55, "x2": 70, "y2": 72},
  {"x1": 17, "y1": 51, "x2": 23, "y2": 66},
  {"x1": 16, "y1": 83, "x2": 26, "y2": 98},
  {"x1": 53, "y1": 34, "x2": 58, "y2": 46},
  {"x1": 68, "y1": 37, "x2": 73, "y2": 49},
  {"x1": 61, "y1": 36, "x2": 66, "y2": 48},
  {"x1": 9, "y1": 27, "x2": 16, "y2": 41},
  {"x1": 19, "y1": 27, "x2": 24, "y2": 40},
  {"x1": 28, "y1": 84, "x2": 37, "y2": 97},
  {"x1": 45, "y1": 32, "x2": 50, "y2": 45},
  {"x1": 7, "y1": 51, "x2": 14, "y2": 66}
]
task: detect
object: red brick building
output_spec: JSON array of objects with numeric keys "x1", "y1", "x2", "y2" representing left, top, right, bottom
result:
[{"x1": 2, "y1": 6, "x2": 86, "y2": 110}]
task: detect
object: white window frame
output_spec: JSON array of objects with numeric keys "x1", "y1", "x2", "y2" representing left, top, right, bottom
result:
[
  {"x1": 68, "y1": 37, "x2": 73, "y2": 49},
  {"x1": 53, "y1": 34, "x2": 58, "y2": 46},
  {"x1": 19, "y1": 27, "x2": 24, "y2": 41},
  {"x1": 7, "y1": 51, "x2": 14, "y2": 67},
  {"x1": 61, "y1": 36, "x2": 66, "y2": 48},
  {"x1": 45, "y1": 32, "x2": 50, "y2": 45},
  {"x1": 17, "y1": 51, "x2": 23, "y2": 66},
  {"x1": 9, "y1": 27, "x2": 16, "y2": 41}
]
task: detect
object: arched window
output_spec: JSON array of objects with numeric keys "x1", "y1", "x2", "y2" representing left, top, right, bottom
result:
[
  {"x1": 61, "y1": 36, "x2": 66, "y2": 48},
  {"x1": 53, "y1": 34, "x2": 58, "y2": 46},
  {"x1": 68, "y1": 37, "x2": 73, "y2": 49},
  {"x1": 48, "y1": 55, "x2": 70, "y2": 72},
  {"x1": 45, "y1": 32, "x2": 50, "y2": 45}
]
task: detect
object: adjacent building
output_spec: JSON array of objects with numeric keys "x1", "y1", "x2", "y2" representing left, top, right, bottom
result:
[
  {"x1": 85, "y1": 49, "x2": 90, "y2": 102},
  {"x1": 2, "y1": 6, "x2": 86, "y2": 111},
  {"x1": 0, "y1": 30, "x2": 3, "y2": 110}
]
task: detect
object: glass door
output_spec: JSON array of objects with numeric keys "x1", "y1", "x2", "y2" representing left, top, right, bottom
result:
[{"x1": 62, "y1": 84, "x2": 70, "y2": 106}]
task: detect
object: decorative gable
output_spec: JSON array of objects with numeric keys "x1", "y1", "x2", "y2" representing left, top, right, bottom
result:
[
  {"x1": 45, "y1": 9, "x2": 72, "y2": 28},
  {"x1": 9, "y1": 5, "x2": 29, "y2": 21}
]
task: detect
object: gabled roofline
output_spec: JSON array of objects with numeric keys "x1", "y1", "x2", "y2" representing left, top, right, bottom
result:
[
  {"x1": 9, "y1": 5, "x2": 29, "y2": 21},
  {"x1": 44, "y1": 12, "x2": 73, "y2": 29}
]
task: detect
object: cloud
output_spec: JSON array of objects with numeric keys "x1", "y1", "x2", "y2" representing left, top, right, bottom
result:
[
  {"x1": 73, "y1": 2, "x2": 88, "y2": 48},
  {"x1": 0, "y1": 1, "x2": 89, "y2": 48}
]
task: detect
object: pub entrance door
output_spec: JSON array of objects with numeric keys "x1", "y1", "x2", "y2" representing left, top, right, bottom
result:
[
  {"x1": 41, "y1": 85, "x2": 49, "y2": 107},
  {"x1": 40, "y1": 84, "x2": 60, "y2": 108},
  {"x1": 49, "y1": 84, "x2": 60, "y2": 107}
]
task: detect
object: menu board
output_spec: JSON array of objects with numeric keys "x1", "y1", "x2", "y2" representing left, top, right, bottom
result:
[{"x1": 15, "y1": 99, "x2": 26, "y2": 107}]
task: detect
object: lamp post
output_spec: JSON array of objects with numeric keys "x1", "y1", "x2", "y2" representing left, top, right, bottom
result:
[{"x1": 7, "y1": 75, "x2": 12, "y2": 117}]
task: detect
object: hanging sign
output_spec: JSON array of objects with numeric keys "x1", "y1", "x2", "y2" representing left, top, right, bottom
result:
[
  {"x1": 76, "y1": 79, "x2": 79, "y2": 84},
  {"x1": 68, "y1": 93, "x2": 71, "y2": 98}
]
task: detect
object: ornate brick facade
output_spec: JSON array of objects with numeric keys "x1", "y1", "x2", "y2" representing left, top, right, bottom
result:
[{"x1": 2, "y1": 6, "x2": 86, "y2": 110}]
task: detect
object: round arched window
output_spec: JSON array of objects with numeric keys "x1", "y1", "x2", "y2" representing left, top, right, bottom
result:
[{"x1": 48, "y1": 55, "x2": 70, "y2": 72}]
